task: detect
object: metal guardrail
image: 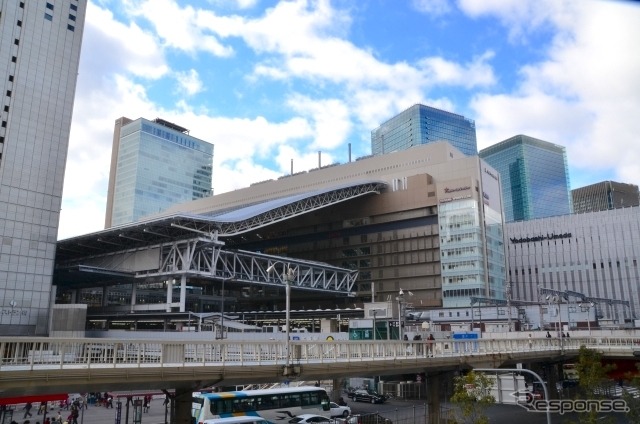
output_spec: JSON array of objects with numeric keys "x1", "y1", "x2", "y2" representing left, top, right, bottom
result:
[{"x1": 1, "y1": 336, "x2": 638, "y2": 371}]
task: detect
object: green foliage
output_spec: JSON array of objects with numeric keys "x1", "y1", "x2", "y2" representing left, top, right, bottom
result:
[
  {"x1": 572, "y1": 346, "x2": 616, "y2": 424},
  {"x1": 575, "y1": 346, "x2": 615, "y2": 394},
  {"x1": 450, "y1": 370, "x2": 495, "y2": 424},
  {"x1": 622, "y1": 363, "x2": 640, "y2": 423}
]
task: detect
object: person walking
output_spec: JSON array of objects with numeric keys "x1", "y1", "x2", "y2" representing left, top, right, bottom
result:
[
  {"x1": 427, "y1": 334, "x2": 435, "y2": 357},
  {"x1": 23, "y1": 402, "x2": 33, "y2": 418}
]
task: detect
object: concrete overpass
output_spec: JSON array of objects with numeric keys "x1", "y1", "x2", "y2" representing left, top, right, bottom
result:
[
  {"x1": 2, "y1": 335, "x2": 638, "y2": 395},
  {"x1": 2, "y1": 335, "x2": 638, "y2": 423}
]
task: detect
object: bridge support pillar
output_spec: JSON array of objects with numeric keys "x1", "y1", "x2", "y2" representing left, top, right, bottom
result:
[
  {"x1": 546, "y1": 362, "x2": 560, "y2": 399},
  {"x1": 174, "y1": 387, "x2": 193, "y2": 424},
  {"x1": 427, "y1": 370, "x2": 455, "y2": 424},
  {"x1": 332, "y1": 378, "x2": 346, "y2": 402}
]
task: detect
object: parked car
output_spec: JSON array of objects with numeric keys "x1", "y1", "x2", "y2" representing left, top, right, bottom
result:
[
  {"x1": 329, "y1": 401, "x2": 351, "y2": 418},
  {"x1": 346, "y1": 413, "x2": 392, "y2": 424},
  {"x1": 351, "y1": 389, "x2": 385, "y2": 404},
  {"x1": 288, "y1": 414, "x2": 332, "y2": 423}
]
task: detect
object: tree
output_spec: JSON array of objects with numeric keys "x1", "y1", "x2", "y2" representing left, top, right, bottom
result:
[
  {"x1": 450, "y1": 370, "x2": 495, "y2": 424},
  {"x1": 573, "y1": 345, "x2": 616, "y2": 424},
  {"x1": 622, "y1": 363, "x2": 640, "y2": 423}
]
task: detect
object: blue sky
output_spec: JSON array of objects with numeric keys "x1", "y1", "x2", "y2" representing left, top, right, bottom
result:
[{"x1": 59, "y1": 0, "x2": 640, "y2": 239}]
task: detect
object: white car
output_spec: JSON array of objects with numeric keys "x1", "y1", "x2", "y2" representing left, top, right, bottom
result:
[
  {"x1": 329, "y1": 402, "x2": 351, "y2": 418},
  {"x1": 288, "y1": 414, "x2": 332, "y2": 423}
]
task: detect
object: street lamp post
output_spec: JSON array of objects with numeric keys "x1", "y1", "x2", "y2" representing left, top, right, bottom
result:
[
  {"x1": 396, "y1": 289, "x2": 412, "y2": 341},
  {"x1": 217, "y1": 276, "x2": 234, "y2": 339},
  {"x1": 547, "y1": 295, "x2": 563, "y2": 351},
  {"x1": 579, "y1": 302, "x2": 595, "y2": 334},
  {"x1": 396, "y1": 290, "x2": 405, "y2": 341},
  {"x1": 372, "y1": 309, "x2": 377, "y2": 341},
  {"x1": 267, "y1": 262, "x2": 296, "y2": 376}
]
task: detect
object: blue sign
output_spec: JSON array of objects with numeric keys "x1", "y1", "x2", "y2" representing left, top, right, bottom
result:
[{"x1": 452, "y1": 332, "x2": 479, "y2": 340}]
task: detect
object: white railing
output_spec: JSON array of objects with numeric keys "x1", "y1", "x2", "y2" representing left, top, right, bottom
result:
[{"x1": 1, "y1": 336, "x2": 638, "y2": 371}]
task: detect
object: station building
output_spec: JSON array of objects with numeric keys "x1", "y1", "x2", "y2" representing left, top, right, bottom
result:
[{"x1": 158, "y1": 141, "x2": 507, "y2": 309}]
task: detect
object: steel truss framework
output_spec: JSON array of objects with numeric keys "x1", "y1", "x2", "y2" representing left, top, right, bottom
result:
[
  {"x1": 537, "y1": 286, "x2": 630, "y2": 308},
  {"x1": 150, "y1": 237, "x2": 356, "y2": 293},
  {"x1": 54, "y1": 183, "x2": 381, "y2": 301},
  {"x1": 212, "y1": 181, "x2": 386, "y2": 235}
]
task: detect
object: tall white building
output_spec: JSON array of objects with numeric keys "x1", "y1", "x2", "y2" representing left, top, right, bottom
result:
[
  {"x1": 0, "y1": 0, "x2": 86, "y2": 335},
  {"x1": 506, "y1": 207, "x2": 640, "y2": 323},
  {"x1": 104, "y1": 117, "x2": 214, "y2": 228}
]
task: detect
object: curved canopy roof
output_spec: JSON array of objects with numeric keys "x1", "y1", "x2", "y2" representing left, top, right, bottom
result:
[{"x1": 56, "y1": 180, "x2": 386, "y2": 262}]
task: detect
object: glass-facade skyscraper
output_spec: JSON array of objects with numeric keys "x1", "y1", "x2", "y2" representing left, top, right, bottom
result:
[
  {"x1": 0, "y1": 1, "x2": 86, "y2": 335},
  {"x1": 105, "y1": 117, "x2": 214, "y2": 228},
  {"x1": 479, "y1": 134, "x2": 573, "y2": 222},
  {"x1": 371, "y1": 104, "x2": 478, "y2": 156},
  {"x1": 572, "y1": 181, "x2": 639, "y2": 214}
]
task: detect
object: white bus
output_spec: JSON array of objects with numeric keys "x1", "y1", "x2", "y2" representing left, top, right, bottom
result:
[
  {"x1": 192, "y1": 386, "x2": 331, "y2": 424},
  {"x1": 203, "y1": 418, "x2": 269, "y2": 424}
]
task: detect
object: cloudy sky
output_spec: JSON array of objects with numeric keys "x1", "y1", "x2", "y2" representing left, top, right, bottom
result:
[{"x1": 58, "y1": 0, "x2": 640, "y2": 240}]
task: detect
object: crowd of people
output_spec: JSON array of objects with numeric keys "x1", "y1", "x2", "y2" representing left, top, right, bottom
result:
[{"x1": 2, "y1": 392, "x2": 157, "y2": 424}]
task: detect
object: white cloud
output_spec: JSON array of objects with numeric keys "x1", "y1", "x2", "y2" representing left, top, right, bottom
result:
[
  {"x1": 85, "y1": 2, "x2": 169, "y2": 80},
  {"x1": 458, "y1": 0, "x2": 577, "y2": 42},
  {"x1": 418, "y1": 51, "x2": 496, "y2": 88},
  {"x1": 412, "y1": 0, "x2": 452, "y2": 17},
  {"x1": 174, "y1": 69, "x2": 204, "y2": 96},
  {"x1": 470, "y1": 0, "x2": 640, "y2": 188},
  {"x1": 286, "y1": 96, "x2": 352, "y2": 151},
  {"x1": 124, "y1": 0, "x2": 235, "y2": 57}
]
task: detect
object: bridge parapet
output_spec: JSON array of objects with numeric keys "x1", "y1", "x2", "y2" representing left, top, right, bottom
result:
[{"x1": 1, "y1": 336, "x2": 638, "y2": 397}]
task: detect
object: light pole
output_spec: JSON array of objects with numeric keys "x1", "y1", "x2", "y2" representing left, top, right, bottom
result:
[
  {"x1": 396, "y1": 289, "x2": 413, "y2": 341},
  {"x1": 372, "y1": 309, "x2": 377, "y2": 341},
  {"x1": 266, "y1": 262, "x2": 296, "y2": 376},
  {"x1": 217, "y1": 276, "x2": 234, "y2": 339},
  {"x1": 579, "y1": 301, "x2": 595, "y2": 334},
  {"x1": 396, "y1": 290, "x2": 405, "y2": 341},
  {"x1": 547, "y1": 295, "x2": 563, "y2": 351}
]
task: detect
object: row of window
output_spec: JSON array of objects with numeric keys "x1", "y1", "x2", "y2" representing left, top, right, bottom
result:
[
  {"x1": 44, "y1": 1, "x2": 78, "y2": 31},
  {"x1": 203, "y1": 390, "x2": 329, "y2": 415},
  {"x1": 443, "y1": 288, "x2": 484, "y2": 298},
  {"x1": 508, "y1": 259, "x2": 638, "y2": 276}
]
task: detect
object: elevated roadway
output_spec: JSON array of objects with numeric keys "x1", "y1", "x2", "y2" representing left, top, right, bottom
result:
[{"x1": 1, "y1": 335, "x2": 638, "y2": 397}]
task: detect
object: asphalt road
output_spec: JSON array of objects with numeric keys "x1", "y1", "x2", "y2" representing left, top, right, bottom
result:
[
  {"x1": 2, "y1": 396, "x2": 632, "y2": 424},
  {"x1": 347, "y1": 396, "x2": 633, "y2": 424}
]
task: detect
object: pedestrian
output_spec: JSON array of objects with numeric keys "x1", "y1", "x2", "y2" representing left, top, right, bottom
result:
[
  {"x1": 427, "y1": 334, "x2": 435, "y2": 357},
  {"x1": 545, "y1": 331, "x2": 552, "y2": 338},
  {"x1": 413, "y1": 334, "x2": 422, "y2": 355},
  {"x1": 23, "y1": 402, "x2": 33, "y2": 418},
  {"x1": 71, "y1": 408, "x2": 79, "y2": 424},
  {"x1": 566, "y1": 332, "x2": 570, "y2": 338},
  {"x1": 55, "y1": 412, "x2": 62, "y2": 424},
  {"x1": 528, "y1": 333, "x2": 533, "y2": 349}
]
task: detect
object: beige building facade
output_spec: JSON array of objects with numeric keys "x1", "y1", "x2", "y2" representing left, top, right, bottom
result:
[{"x1": 160, "y1": 142, "x2": 508, "y2": 309}]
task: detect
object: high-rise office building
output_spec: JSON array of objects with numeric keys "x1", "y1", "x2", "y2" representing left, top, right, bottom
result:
[
  {"x1": 0, "y1": 1, "x2": 86, "y2": 335},
  {"x1": 572, "y1": 181, "x2": 639, "y2": 214},
  {"x1": 371, "y1": 104, "x2": 478, "y2": 156},
  {"x1": 479, "y1": 134, "x2": 573, "y2": 222},
  {"x1": 105, "y1": 117, "x2": 214, "y2": 228}
]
